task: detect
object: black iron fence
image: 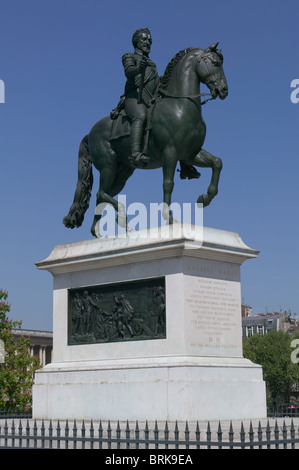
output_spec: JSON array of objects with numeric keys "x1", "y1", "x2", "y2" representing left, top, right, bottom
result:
[{"x1": 0, "y1": 418, "x2": 299, "y2": 449}]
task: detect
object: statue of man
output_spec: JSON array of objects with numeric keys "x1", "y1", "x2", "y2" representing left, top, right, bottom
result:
[
  {"x1": 122, "y1": 28, "x2": 200, "y2": 179},
  {"x1": 122, "y1": 27, "x2": 158, "y2": 167}
]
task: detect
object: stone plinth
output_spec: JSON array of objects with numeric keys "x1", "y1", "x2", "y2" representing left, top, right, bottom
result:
[{"x1": 33, "y1": 225, "x2": 267, "y2": 421}]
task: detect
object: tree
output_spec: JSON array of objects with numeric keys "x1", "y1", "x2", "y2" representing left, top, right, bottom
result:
[
  {"x1": 0, "y1": 289, "x2": 40, "y2": 411},
  {"x1": 243, "y1": 330, "x2": 299, "y2": 407}
]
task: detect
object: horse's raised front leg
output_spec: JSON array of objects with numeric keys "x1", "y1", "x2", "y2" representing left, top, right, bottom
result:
[{"x1": 192, "y1": 148, "x2": 222, "y2": 207}]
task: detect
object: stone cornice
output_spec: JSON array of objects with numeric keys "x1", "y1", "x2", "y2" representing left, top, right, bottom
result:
[{"x1": 36, "y1": 225, "x2": 259, "y2": 275}]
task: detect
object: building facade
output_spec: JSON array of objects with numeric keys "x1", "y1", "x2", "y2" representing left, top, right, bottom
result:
[
  {"x1": 12, "y1": 329, "x2": 53, "y2": 367},
  {"x1": 242, "y1": 310, "x2": 299, "y2": 338}
]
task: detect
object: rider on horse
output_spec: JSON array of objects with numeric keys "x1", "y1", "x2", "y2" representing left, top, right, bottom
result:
[{"x1": 120, "y1": 27, "x2": 200, "y2": 179}]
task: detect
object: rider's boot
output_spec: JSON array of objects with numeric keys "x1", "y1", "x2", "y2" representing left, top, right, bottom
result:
[
  {"x1": 129, "y1": 120, "x2": 150, "y2": 167},
  {"x1": 179, "y1": 161, "x2": 201, "y2": 180}
]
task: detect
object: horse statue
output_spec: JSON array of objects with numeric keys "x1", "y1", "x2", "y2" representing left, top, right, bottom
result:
[{"x1": 63, "y1": 43, "x2": 228, "y2": 237}]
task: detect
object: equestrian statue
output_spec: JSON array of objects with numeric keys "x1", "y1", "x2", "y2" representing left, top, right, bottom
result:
[{"x1": 63, "y1": 28, "x2": 228, "y2": 237}]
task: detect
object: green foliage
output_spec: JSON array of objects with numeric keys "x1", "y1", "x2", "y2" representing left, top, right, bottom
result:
[
  {"x1": 243, "y1": 330, "x2": 299, "y2": 407},
  {"x1": 0, "y1": 289, "x2": 40, "y2": 412}
]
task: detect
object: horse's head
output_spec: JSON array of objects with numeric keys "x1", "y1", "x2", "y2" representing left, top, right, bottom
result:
[{"x1": 196, "y1": 43, "x2": 228, "y2": 100}]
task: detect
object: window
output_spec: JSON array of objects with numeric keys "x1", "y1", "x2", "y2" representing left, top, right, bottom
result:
[
  {"x1": 246, "y1": 326, "x2": 254, "y2": 338},
  {"x1": 257, "y1": 325, "x2": 264, "y2": 336}
]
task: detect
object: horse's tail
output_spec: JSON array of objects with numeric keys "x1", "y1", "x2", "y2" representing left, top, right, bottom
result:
[{"x1": 63, "y1": 134, "x2": 93, "y2": 229}]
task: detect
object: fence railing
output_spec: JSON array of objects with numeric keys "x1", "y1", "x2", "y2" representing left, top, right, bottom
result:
[{"x1": 0, "y1": 418, "x2": 298, "y2": 449}]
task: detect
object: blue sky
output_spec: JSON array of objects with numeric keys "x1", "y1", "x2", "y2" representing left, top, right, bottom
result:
[{"x1": 0, "y1": 0, "x2": 298, "y2": 330}]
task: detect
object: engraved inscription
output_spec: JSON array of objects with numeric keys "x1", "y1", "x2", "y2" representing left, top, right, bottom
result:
[
  {"x1": 185, "y1": 275, "x2": 242, "y2": 356},
  {"x1": 68, "y1": 278, "x2": 166, "y2": 345}
]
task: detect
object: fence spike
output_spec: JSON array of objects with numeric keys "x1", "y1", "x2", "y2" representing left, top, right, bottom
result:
[
  {"x1": 174, "y1": 420, "x2": 179, "y2": 438},
  {"x1": 90, "y1": 419, "x2": 94, "y2": 449},
  {"x1": 217, "y1": 421, "x2": 222, "y2": 449},
  {"x1": 144, "y1": 420, "x2": 149, "y2": 450},
  {"x1": 282, "y1": 420, "x2": 287, "y2": 450},
  {"x1": 98, "y1": 420, "x2": 103, "y2": 449},
  {"x1": 229, "y1": 421, "x2": 234, "y2": 438},
  {"x1": 240, "y1": 421, "x2": 245, "y2": 444},
  {"x1": 164, "y1": 421, "x2": 169, "y2": 434},
  {"x1": 195, "y1": 421, "x2": 200, "y2": 439},
  {"x1": 134, "y1": 421, "x2": 140, "y2": 449},
  {"x1": 248, "y1": 421, "x2": 254, "y2": 449},
  {"x1": 195, "y1": 421, "x2": 201, "y2": 449},
  {"x1": 274, "y1": 420, "x2": 280, "y2": 449},
  {"x1": 249, "y1": 421, "x2": 254, "y2": 439},
  {"x1": 228, "y1": 421, "x2": 234, "y2": 449},
  {"x1": 116, "y1": 420, "x2": 121, "y2": 449},
  {"x1": 81, "y1": 420, "x2": 86, "y2": 450},
  {"x1": 135, "y1": 420, "x2": 139, "y2": 434}
]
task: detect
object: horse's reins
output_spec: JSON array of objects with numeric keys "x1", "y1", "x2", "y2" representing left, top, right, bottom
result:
[{"x1": 158, "y1": 88, "x2": 213, "y2": 105}]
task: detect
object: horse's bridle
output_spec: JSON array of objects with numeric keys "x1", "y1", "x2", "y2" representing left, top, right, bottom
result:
[
  {"x1": 199, "y1": 51, "x2": 224, "y2": 100},
  {"x1": 157, "y1": 51, "x2": 224, "y2": 105},
  {"x1": 158, "y1": 87, "x2": 213, "y2": 105}
]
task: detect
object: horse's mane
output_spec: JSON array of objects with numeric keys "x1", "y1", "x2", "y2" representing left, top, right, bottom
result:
[{"x1": 159, "y1": 47, "x2": 195, "y2": 91}]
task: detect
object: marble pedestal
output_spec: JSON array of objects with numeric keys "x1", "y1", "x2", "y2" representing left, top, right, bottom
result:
[{"x1": 33, "y1": 225, "x2": 267, "y2": 421}]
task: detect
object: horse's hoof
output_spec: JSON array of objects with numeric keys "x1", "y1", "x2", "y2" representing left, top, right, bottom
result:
[{"x1": 197, "y1": 195, "x2": 211, "y2": 207}]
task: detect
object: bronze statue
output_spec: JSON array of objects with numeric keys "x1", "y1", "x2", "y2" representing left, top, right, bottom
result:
[
  {"x1": 122, "y1": 27, "x2": 158, "y2": 167},
  {"x1": 63, "y1": 31, "x2": 228, "y2": 237},
  {"x1": 117, "y1": 27, "x2": 200, "y2": 178}
]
